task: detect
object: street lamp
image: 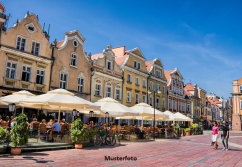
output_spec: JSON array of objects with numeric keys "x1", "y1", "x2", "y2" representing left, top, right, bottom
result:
[
  {"x1": 72, "y1": 109, "x2": 77, "y2": 116},
  {"x1": 89, "y1": 111, "x2": 94, "y2": 118},
  {"x1": 105, "y1": 112, "x2": 109, "y2": 124},
  {"x1": 148, "y1": 86, "x2": 161, "y2": 140},
  {"x1": 9, "y1": 103, "x2": 16, "y2": 117},
  {"x1": 8, "y1": 103, "x2": 16, "y2": 112}
]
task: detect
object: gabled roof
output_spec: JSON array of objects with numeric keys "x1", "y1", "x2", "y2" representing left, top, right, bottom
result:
[
  {"x1": 185, "y1": 89, "x2": 193, "y2": 96},
  {"x1": 115, "y1": 54, "x2": 128, "y2": 65},
  {"x1": 57, "y1": 40, "x2": 64, "y2": 48},
  {"x1": 145, "y1": 61, "x2": 153, "y2": 72},
  {"x1": 184, "y1": 83, "x2": 195, "y2": 91},
  {"x1": 91, "y1": 53, "x2": 103, "y2": 60},
  {"x1": 164, "y1": 69, "x2": 174, "y2": 85}
]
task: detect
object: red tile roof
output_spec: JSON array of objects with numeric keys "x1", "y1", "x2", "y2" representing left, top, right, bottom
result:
[
  {"x1": 185, "y1": 89, "x2": 193, "y2": 96},
  {"x1": 91, "y1": 53, "x2": 103, "y2": 60},
  {"x1": 56, "y1": 40, "x2": 64, "y2": 48},
  {"x1": 164, "y1": 69, "x2": 174, "y2": 85},
  {"x1": 184, "y1": 83, "x2": 195, "y2": 91},
  {"x1": 115, "y1": 54, "x2": 127, "y2": 65},
  {"x1": 145, "y1": 61, "x2": 153, "y2": 72}
]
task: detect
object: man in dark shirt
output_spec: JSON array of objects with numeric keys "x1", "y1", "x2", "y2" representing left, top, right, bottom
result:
[{"x1": 221, "y1": 121, "x2": 229, "y2": 151}]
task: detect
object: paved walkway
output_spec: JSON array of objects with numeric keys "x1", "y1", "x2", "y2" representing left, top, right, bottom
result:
[{"x1": 1, "y1": 131, "x2": 242, "y2": 167}]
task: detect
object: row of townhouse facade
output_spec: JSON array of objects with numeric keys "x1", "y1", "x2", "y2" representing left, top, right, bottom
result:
[{"x1": 0, "y1": 3, "x2": 232, "y2": 126}]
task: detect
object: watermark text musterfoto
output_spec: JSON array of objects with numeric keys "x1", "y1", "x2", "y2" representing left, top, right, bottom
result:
[{"x1": 105, "y1": 156, "x2": 137, "y2": 161}]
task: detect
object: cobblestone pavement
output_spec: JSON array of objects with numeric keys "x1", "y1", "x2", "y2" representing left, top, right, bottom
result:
[{"x1": 1, "y1": 131, "x2": 242, "y2": 167}]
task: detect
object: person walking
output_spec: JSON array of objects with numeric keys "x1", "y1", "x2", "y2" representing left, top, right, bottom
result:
[
  {"x1": 221, "y1": 121, "x2": 229, "y2": 151},
  {"x1": 212, "y1": 121, "x2": 219, "y2": 150}
]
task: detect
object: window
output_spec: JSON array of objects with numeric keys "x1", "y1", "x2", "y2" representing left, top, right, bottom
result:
[
  {"x1": 162, "y1": 99, "x2": 165, "y2": 109},
  {"x1": 105, "y1": 83, "x2": 112, "y2": 97},
  {"x1": 182, "y1": 103, "x2": 184, "y2": 111},
  {"x1": 36, "y1": 69, "x2": 45, "y2": 84},
  {"x1": 142, "y1": 79, "x2": 146, "y2": 87},
  {"x1": 60, "y1": 68, "x2": 68, "y2": 89},
  {"x1": 95, "y1": 82, "x2": 101, "y2": 96},
  {"x1": 21, "y1": 65, "x2": 32, "y2": 82},
  {"x1": 60, "y1": 73, "x2": 67, "y2": 89},
  {"x1": 134, "y1": 61, "x2": 141, "y2": 69},
  {"x1": 173, "y1": 100, "x2": 176, "y2": 110},
  {"x1": 180, "y1": 89, "x2": 182, "y2": 95},
  {"x1": 176, "y1": 88, "x2": 179, "y2": 94},
  {"x1": 127, "y1": 74, "x2": 132, "y2": 82},
  {"x1": 156, "y1": 70, "x2": 161, "y2": 77},
  {"x1": 77, "y1": 78, "x2": 84, "y2": 93},
  {"x1": 173, "y1": 87, "x2": 176, "y2": 93},
  {"x1": 150, "y1": 81, "x2": 153, "y2": 90},
  {"x1": 135, "y1": 77, "x2": 140, "y2": 85},
  {"x1": 241, "y1": 100, "x2": 242, "y2": 109},
  {"x1": 240, "y1": 85, "x2": 242, "y2": 93},
  {"x1": 115, "y1": 86, "x2": 121, "y2": 100},
  {"x1": 135, "y1": 93, "x2": 139, "y2": 104},
  {"x1": 169, "y1": 100, "x2": 171, "y2": 109},
  {"x1": 107, "y1": 61, "x2": 112, "y2": 70},
  {"x1": 162, "y1": 86, "x2": 165, "y2": 93},
  {"x1": 127, "y1": 91, "x2": 131, "y2": 102},
  {"x1": 31, "y1": 41, "x2": 40, "y2": 55},
  {"x1": 179, "y1": 102, "x2": 181, "y2": 111},
  {"x1": 71, "y1": 53, "x2": 77, "y2": 66},
  {"x1": 150, "y1": 96, "x2": 153, "y2": 106},
  {"x1": 156, "y1": 98, "x2": 160, "y2": 108},
  {"x1": 16, "y1": 36, "x2": 26, "y2": 51},
  {"x1": 187, "y1": 104, "x2": 190, "y2": 111},
  {"x1": 156, "y1": 84, "x2": 160, "y2": 91},
  {"x1": 142, "y1": 95, "x2": 146, "y2": 103},
  {"x1": 5, "y1": 61, "x2": 17, "y2": 79}
]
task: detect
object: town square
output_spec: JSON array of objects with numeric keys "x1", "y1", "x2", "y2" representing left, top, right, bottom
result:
[{"x1": 0, "y1": 1, "x2": 242, "y2": 166}]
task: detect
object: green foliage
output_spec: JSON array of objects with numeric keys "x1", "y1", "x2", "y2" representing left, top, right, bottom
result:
[
  {"x1": 191, "y1": 123, "x2": 198, "y2": 128},
  {"x1": 0, "y1": 127, "x2": 10, "y2": 142},
  {"x1": 70, "y1": 118, "x2": 85, "y2": 144},
  {"x1": 10, "y1": 114, "x2": 29, "y2": 147},
  {"x1": 185, "y1": 128, "x2": 191, "y2": 132},
  {"x1": 84, "y1": 128, "x2": 98, "y2": 139}
]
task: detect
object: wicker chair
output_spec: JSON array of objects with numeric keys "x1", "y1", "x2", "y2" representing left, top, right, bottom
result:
[{"x1": 37, "y1": 124, "x2": 48, "y2": 142}]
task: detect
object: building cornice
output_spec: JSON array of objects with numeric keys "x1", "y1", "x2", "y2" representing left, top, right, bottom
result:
[
  {"x1": 122, "y1": 65, "x2": 149, "y2": 77},
  {"x1": 150, "y1": 76, "x2": 167, "y2": 84},
  {"x1": 94, "y1": 70, "x2": 123, "y2": 81},
  {"x1": 1, "y1": 46, "x2": 52, "y2": 64}
]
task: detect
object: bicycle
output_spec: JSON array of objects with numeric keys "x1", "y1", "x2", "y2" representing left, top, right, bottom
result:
[{"x1": 93, "y1": 128, "x2": 121, "y2": 147}]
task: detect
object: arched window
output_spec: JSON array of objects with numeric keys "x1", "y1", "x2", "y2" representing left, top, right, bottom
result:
[
  {"x1": 115, "y1": 84, "x2": 121, "y2": 100},
  {"x1": 95, "y1": 79, "x2": 102, "y2": 96},
  {"x1": 77, "y1": 72, "x2": 85, "y2": 93},
  {"x1": 59, "y1": 67, "x2": 68, "y2": 89},
  {"x1": 105, "y1": 82, "x2": 112, "y2": 98}
]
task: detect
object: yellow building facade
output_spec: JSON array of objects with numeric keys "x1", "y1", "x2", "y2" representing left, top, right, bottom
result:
[
  {"x1": 146, "y1": 59, "x2": 168, "y2": 111},
  {"x1": 113, "y1": 47, "x2": 148, "y2": 107}
]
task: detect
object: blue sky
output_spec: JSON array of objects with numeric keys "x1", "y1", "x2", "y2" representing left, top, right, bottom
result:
[{"x1": 2, "y1": 0, "x2": 242, "y2": 99}]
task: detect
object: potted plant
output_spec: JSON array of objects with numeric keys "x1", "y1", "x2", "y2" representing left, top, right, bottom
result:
[
  {"x1": 185, "y1": 128, "x2": 191, "y2": 136},
  {"x1": 70, "y1": 118, "x2": 85, "y2": 149},
  {"x1": 10, "y1": 114, "x2": 29, "y2": 155},
  {"x1": 0, "y1": 127, "x2": 10, "y2": 143}
]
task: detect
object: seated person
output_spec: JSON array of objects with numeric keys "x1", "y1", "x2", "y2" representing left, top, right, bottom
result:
[
  {"x1": 47, "y1": 119, "x2": 53, "y2": 127},
  {"x1": 95, "y1": 122, "x2": 100, "y2": 128},
  {"x1": 41, "y1": 119, "x2": 47, "y2": 125},
  {"x1": 138, "y1": 126, "x2": 144, "y2": 139},
  {"x1": 48, "y1": 119, "x2": 61, "y2": 141},
  {"x1": 60, "y1": 118, "x2": 66, "y2": 125},
  {"x1": 5, "y1": 116, "x2": 9, "y2": 121},
  {"x1": 0, "y1": 115, "x2": 2, "y2": 122},
  {"x1": 10, "y1": 116, "x2": 14, "y2": 122},
  {"x1": 30, "y1": 118, "x2": 38, "y2": 129}
]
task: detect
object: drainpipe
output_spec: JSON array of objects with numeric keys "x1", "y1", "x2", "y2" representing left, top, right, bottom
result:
[
  {"x1": 90, "y1": 60, "x2": 94, "y2": 102},
  {"x1": 147, "y1": 74, "x2": 150, "y2": 105},
  {"x1": 49, "y1": 39, "x2": 56, "y2": 91},
  {"x1": 121, "y1": 76, "x2": 124, "y2": 104}
]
